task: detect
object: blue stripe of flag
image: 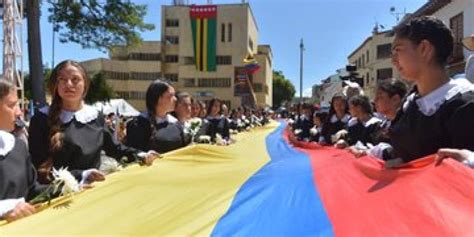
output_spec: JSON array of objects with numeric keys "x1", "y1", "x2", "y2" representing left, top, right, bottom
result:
[{"x1": 211, "y1": 123, "x2": 334, "y2": 236}]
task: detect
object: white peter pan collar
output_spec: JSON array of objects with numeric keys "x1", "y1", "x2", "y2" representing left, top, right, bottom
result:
[
  {"x1": 0, "y1": 130, "x2": 15, "y2": 156},
  {"x1": 206, "y1": 115, "x2": 223, "y2": 120},
  {"x1": 330, "y1": 114, "x2": 351, "y2": 124},
  {"x1": 347, "y1": 116, "x2": 381, "y2": 128},
  {"x1": 403, "y1": 79, "x2": 474, "y2": 116},
  {"x1": 140, "y1": 112, "x2": 178, "y2": 124},
  {"x1": 39, "y1": 104, "x2": 99, "y2": 124}
]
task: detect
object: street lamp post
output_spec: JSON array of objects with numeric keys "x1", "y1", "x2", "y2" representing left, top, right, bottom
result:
[{"x1": 299, "y1": 38, "x2": 304, "y2": 103}]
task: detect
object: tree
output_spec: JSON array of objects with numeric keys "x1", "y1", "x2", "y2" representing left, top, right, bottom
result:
[
  {"x1": 23, "y1": 67, "x2": 52, "y2": 100},
  {"x1": 24, "y1": 71, "x2": 114, "y2": 104},
  {"x1": 84, "y1": 72, "x2": 115, "y2": 104},
  {"x1": 26, "y1": 0, "x2": 154, "y2": 106},
  {"x1": 272, "y1": 70, "x2": 296, "y2": 109}
]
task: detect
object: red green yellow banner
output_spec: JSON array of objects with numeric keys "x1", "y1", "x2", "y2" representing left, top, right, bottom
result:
[{"x1": 190, "y1": 5, "x2": 217, "y2": 72}]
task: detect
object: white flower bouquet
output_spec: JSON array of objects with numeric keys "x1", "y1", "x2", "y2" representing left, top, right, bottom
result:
[{"x1": 30, "y1": 167, "x2": 81, "y2": 205}]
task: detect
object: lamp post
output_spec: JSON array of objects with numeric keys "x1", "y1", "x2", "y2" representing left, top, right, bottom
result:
[{"x1": 299, "y1": 38, "x2": 304, "y2": 103}]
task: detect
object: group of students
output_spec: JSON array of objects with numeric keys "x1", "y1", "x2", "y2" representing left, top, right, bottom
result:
[
  {"x1": 291, "y1": 16, "x2": 474, "y2": 168},
  {"x1": 2, "y1": 14, "x2": 473, "y2": 224},
  {"x1": 0, "y1": 60, "x2": 270, "y2": 222}
]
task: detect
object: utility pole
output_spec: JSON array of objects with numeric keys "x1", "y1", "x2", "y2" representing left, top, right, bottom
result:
[{"x1": 299, "y1": 38, "x2": 304, "y2": 103}]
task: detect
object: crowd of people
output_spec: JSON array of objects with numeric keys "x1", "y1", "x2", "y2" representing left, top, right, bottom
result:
[
  {"x1": 0, "y1": 60, "x2": 271, "y2": 222},
  {"x1": 289, "y1": 16, "x2": 474, "y2": 169},
  {"x1": 1, "y1": 15, "x2": 474, "y2": 224}
]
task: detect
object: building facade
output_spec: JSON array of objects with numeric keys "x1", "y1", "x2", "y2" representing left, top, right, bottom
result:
[
  {"x1": 405, "y1": 0, "x2": 474, "y2": 74},
  {"x1": 347, "y1": 29, "x2": 401, "y2": 99},
  {"x1": 81, "y1": 3, "x2": 273, "y2": 111}
]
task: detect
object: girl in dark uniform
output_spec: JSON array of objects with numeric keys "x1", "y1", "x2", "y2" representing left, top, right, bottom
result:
[
  {"x1": 201, "y1": 98, "x2": 230, "y2": 143},
  {"x1": 349, "y1": 79, "x2": 407, "y2": 158},
  {"x1": 335, "y1": 95, "x2": 382, "y2": 148},
  {"x1": 126, "y1": 79, "x2": 188, "y2": 154},
  {"x1": 320, "y1": 93, "x2": 351, "y2": 145},
  {"x1": 294, "y1": 103, "x2": 314, "y2": 141},
  {"x1": 0, "y1": 81, "x2": 44, "y2": 222},
  {"x1": 387, "y1": 16, "x2": 474, "y2": 162},
  {"x1": 172, "y1": 92, "x2": 193, "y2": 146},
  {"x1": 29, "y1": 60, "x2": 156, "y2": 184}
]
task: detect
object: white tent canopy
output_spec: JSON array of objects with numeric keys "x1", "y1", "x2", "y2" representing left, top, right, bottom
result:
[{"x1": 92, "y1": 99, "x2": 140, "y2": 117}]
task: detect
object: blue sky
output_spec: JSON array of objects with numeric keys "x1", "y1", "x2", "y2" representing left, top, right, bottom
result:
[{"x1": 9, "y1": 0, "x2": 427, "y2": 95}]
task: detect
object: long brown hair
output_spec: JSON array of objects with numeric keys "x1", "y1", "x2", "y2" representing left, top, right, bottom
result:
[{"x1": 38, "y1": 60, "x2": 90, "y2": 182}]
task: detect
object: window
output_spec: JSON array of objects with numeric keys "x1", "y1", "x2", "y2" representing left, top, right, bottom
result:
[
  {"x1": 103, "y1": 71, "x2": 129, "y2": 80},
  {"x1": 194, "y1": 91, "x2": 215, "y2": 97},
  {"x1": 129, "y1": 53, "x2": 161, "y2": 61},
  {"x1": 164, "y1": 73, "x2": 178, "y2": 82},
  {"x1": 165, "y1": 19, "x2": 179, "y2": 27},
  {"x1": 377, "y1": 68, "x2": 393, "y2": 80},
  {"x1": 198, "y1": 78, "x2": 231, "y2": 87},
  {"x1": 130, "y1": 72, "x2": 161, "y2": 81},
  {"x1": 165, "y1": 55, "x2": 179, "y2": 63},
  {"x1": 116, "y1": 91, "x2": 129, "y2": 99},
  {"x1": 362, "y1": 55, "x2": 365, "y2": 68},
  {"x1": 165, "y1": 36, "x2": 179, "y2": 45},
  {"x1": 249, "y1": 38, "x2": 254, "y2": 51},
  {"x1": 366, "y1": 50, "x2": 370, "y2": 63},
  {"x1": 129, "y1": 91, "x2": 147, "y2": 100},
  {"x1": 221, "y1": 23, "x2": 225, "y2": 42},
  {"x1": 216, "y1": 55, "x2": 232, "y2": 65},
  {"x1": 183, "y1": 57, "x2": 195, "y2": 65},
  {"x1": 377, "y1": 44, "x2": 392, "y2": 59},
  {"x1": 228, "y1": 23, "x2": 232, "y2": 42},
  {"x1": 253, "y1": 83, "x2": 263, "y2": 92},
  {"x1": 450, "y1": 12, "x2": 464, "y2": 62},
  {"x1": 183, "y1": 78, "x2": 195, "y2": 87}
]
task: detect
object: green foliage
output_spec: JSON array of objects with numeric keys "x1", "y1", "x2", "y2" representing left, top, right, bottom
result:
[
  {"x1": 272, "y1": 70, "x2": 296, "y2": 108},
  {"x1": 47, "y1": 0, "x2": 155, "y2": 51},
  {"x1": 84, "y1": 72, "x2": 115, "y2": 104},
  {"x1": 23, "y1": 67, "x2": 52, "y2": 100}
]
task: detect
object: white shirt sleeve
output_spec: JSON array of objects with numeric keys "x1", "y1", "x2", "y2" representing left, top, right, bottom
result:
[
  {"x1": 0, "y1": 198, "x2": 25, "y2": 218},
  {"x1": 367, "y1": 142, "x2": 392, "y2": 160},
  {"x1": 462, "y1": 150, "x2": 474, "y2": 168}
]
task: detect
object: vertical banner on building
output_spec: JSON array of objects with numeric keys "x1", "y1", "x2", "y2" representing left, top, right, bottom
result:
[
  {"x1": 234, "y1": 67, "x2": 249, "y2": 96},
  {"x1": 190, "y1": 5, "x2": 217, "y2": 72}
]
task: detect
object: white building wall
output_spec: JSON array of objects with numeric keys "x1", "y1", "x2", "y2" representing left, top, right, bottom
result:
[{"x1": 432, "y1": 0, "x2": 474, "y2": 59}]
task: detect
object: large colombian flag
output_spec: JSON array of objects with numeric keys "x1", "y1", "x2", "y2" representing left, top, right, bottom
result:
[
  {"x1": 190, "y1": 5, "x2": 217, "y2": 72},
  {"x1": 1, "y1": 122, "x2": 474, "y2": 236}
]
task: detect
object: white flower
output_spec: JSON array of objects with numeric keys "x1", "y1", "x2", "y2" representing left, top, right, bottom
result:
[
  {"x1": 188, "y1": 118, "x2": 203, "y2": 136},
  {"x1": 288, "y1": 119, "x2": 295, "y2": 125},
  {"x1": 331, "y1": 129, "x2": 348, "y2": 143},
  {"x1": 100, "y1": 155, "x2": 123, "y2": 175},
  {"x1": 51, "y1": 167, "x2": 81, "y2": 195},
  {"x1": 310, "y1": 127, "x2": 318, "y2": 136},
  {"x1": 294, "y1": 129, "x2": 302, "y2": 135},
  {"x1": 215, "y1": 133, "x2": 227, "y2": 145},
  {"x1": 198, "y1": 135, "x2": 211, "y2": 143}
]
